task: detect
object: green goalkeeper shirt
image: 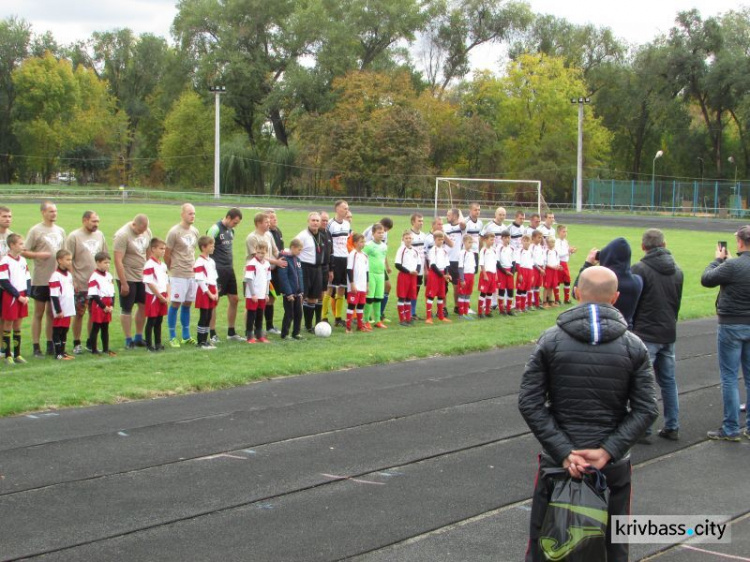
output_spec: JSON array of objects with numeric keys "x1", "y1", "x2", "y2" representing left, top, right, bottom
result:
[{"x1": 364, "y1": 240, "x2": 388, "y2": 274}]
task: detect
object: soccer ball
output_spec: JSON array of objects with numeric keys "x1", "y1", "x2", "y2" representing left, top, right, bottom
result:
[{"x1": 314, "y1": 322, "x2": 332, "y2": 338}]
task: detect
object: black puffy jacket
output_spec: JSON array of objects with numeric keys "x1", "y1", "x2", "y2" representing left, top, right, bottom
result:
[
  {"x1": 701, "y1": 252, "x2": 750, "y2": 324},
  {"x1": 518, "y1": 303, "x2": 658, "y2": 465},
  {"x1": 632, "y1": 248, "x2": 683, "y2": 343}
]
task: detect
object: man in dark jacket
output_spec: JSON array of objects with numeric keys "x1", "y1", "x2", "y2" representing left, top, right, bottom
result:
[
  {"x1": 519, "y1": 266, "x2": 658, "y2": 562},
  {"x1": 632, "y1": 229, "x2": 684, "y2": 441},
  {"x1": 701, "y1": 225, "x2": 750, "y2": 441}
]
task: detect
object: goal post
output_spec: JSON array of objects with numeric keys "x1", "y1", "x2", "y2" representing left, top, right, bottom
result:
[{"x1": 434, "y1": 177, "x2": 543, "y2": 218}]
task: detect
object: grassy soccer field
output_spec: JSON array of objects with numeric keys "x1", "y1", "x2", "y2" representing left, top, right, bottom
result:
[{"x1": 0, "y1": 201, "x2": 721, "y2": 416}]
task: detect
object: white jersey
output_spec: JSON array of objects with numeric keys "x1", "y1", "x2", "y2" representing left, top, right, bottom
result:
[
  {"x1": 87, "y1": 269, "x2": 115, "y2": 299},
  {"x1": 458, "y1": 249, "x2": 476, "y2": 275},
  {"x1": 508, "y1": 222, "x2": 525, "y2": 251},
  {"x1": 49, "y1": 269, "x2": 76, "y2": 318},
  {"x1": 479, "y1": 247, "x2": 498, "y2": 274},
  {"x1": 498, "y1": 245, "x2": 515, "y2": 271},
  {"x1": 481, "y1": 221, "x2": 506, "y2": 250},
  {"x1": 0, "y1": 254, "x2": 30, "y2": 294},
  {"x1": 410, "y1": 229, "x2": 427, "y2": 270},
  {"x1": 464, "y1": 218, "x2": 483, "y2": 253},
  {"x1": 296, "y1": 228, "x2": 325, "y2": 265},
  {"x1": 531, "y1": 244, "x2": 546, "y2": 268},
  {"x1": 557, "y1": 239, "x2": 571, "y2": 262},
  {"x1": 538, "y1": 224, "x2": 555, "y2": 239},
  {"x1": 363, "y1": 225, "x2": 389, "y2": 246},
  {"x1": 245, "y1": 257, "x2": 271, "y2": 298},
  {"x1": 327, "y1": 219, "x2": 351, "y2": 258},
  {"x1": 346, "y1": 249, "x2": 369, "y2": 291},
  {"x1": 143, "y1": 257, "x2": 169, "y2": 295},
  {"x1": 194, "y1": 255, "x2": 218, "y2": 291},
  {"x1": 547, "y1": 249, "x2": 560, "y2": 269},
  {"x1": 427, "y1": 244, "x2": 450, "y2": 272},
  {"x1": 444, "y1": 223, "x2": 463, "y2": 262},
  {"x1": 517, "y1": 248, "x2": 534, "y2": 269},
  {"x1": 395, "y1": 245, "x2": 420, "y2": 274}
]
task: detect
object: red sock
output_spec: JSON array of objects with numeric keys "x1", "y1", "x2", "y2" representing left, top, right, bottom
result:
[
  {"x1": 405, "y1": 307, "x2": 412, "y2": 322},
  {"x1": 437, "y1": 301, "x2": 445, "y2": 319},
  {"x1": 357, "y1": 311, "x2": 364, "y2": 329},
  {"x1": 426, "y1": 300, "x2": 433, "y2": 319},
  {"x1": 554, "y1": 288, "x2": 560, "y2": 301},
  {"x1": 477, "y1": 296, "x2": 484, "y2": 315},
  {"x1": 564, "y1": 286, "x2": 570, "y2": 301}
]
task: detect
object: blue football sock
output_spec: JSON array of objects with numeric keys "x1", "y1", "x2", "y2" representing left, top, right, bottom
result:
[
  {"x1": 380, "y1": 293, "x2": 389, "y2": 318},
  {"x1": 411, "y1": 299, "x2": 417, "y2": 316},
  {"x1": 133, "y1": 333, "x2": 143, "y2": 343},
  {"x1": 126, "y1": 337, "x2": 133, "y2": 346},
  {"x1": 180, "y1": 306, "x2": 191, "y2": 340},
  {"x1": 167, "y1": 306, "x2": 178, "y2": 339}
]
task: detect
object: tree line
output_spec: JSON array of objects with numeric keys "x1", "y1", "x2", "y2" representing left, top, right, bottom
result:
[{"x1": 1, "y1": 1, "x2": 750, "y2": 203}]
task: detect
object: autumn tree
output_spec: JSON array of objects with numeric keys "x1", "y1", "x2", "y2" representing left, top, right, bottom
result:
[{"x1": 0, "y1": 17, "x2": 31, "y2": 183}]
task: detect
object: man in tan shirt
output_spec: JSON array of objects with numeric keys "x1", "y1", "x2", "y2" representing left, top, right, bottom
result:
[
  {"x1": 23, "y1": 201, "x2": 66, "y2": 357},
  {"x1": 66, "y1": 210, "x2": 108, "y2": 354},
  {"x1": 165, "y1": 203, "x2": 200, "y2": 347},
  {"x1": 114, "y1": 214, "x2": 152, "y2": 348}
]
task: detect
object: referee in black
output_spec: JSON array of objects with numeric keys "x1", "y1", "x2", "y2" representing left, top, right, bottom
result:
[{"x1": 207, "y1": 208, "x2": 244, "y2": 341}]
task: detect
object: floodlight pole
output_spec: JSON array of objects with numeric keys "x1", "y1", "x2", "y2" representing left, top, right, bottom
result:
[
  {"x1": 210, "y1": 86, "x2": 226, "y2": 200},
  {"x1": 652, "y1": 150, "x2": 663, "y2": 209},
  {"x1": 571, "y1": 97, "x2": 590, "y2": 212}
]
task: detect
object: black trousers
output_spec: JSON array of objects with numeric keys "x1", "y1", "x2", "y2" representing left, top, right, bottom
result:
[
  {"x1": 525, "y1": 454, "x2": 632, "y2": 562},
  {"x1": 281, "y1": 295, "x2": 302, "y2": 338}
]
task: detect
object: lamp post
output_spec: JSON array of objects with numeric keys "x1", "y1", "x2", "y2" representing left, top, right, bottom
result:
[
  {"x1": 729, "y1": 156, "x2": 738, "y2": 214},
  {"x1": 651, "y1": 150, "x2": 663, "y2": 209},
  {"x1": 571, "y1": 97, "x2": 590, "y2": 212},
  {"x1": 209, "y1": 86, "x2": 226, "y2": 200}
]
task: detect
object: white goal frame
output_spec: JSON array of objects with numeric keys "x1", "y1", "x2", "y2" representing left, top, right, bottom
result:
[{"x1": 434, "y1": 177, "x2": 542, "y2": 218}]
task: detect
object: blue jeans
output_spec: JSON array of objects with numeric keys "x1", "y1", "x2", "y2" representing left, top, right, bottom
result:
[
  {"x1": 644, "y1": 341, "x2": 679, "y2": 431},
  {"x1": 717, "y1": 324, "x2": 750, "y2": 435}
]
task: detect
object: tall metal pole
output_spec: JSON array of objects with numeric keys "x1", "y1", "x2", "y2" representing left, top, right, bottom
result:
[
  {"x1": 652, "y1": 150, "x2": 663, "y2": 210},
  {"x1": 571, "y1": 97, "x2": 589, "y2": 212},
  {"x1": 210, "y1": 86, "x2": 226, "y2": 200}
]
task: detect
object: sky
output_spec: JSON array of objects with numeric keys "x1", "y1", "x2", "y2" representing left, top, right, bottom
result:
[{"x1": 1, "y1": 0, "x2": 744, "y2": 61}]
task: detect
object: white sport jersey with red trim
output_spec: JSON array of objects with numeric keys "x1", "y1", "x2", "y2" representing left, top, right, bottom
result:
[
  {"x1": 459, "y1": 249, "x2": 476, "y2": 275},
  {"x1": 395, "y1": 244, "x2": 420, "y2": 273},
  {"x1": 327, "y1": 219, "x2": 351, "y2": 258},
  {"x1": 427, "y1": 244, "x2": 450, "y2": 271},
  {"x1": 498, "y1": 245, "x2": 514, "y2": 270},
  {"x1": 49, "y1": 269, "x2": 76, "y2": 317},
  {"x1": 557, "y1": 239, "x2": 571, "y2": 262},
  {"x1": 478, "y1": 247, "x2": 498, "y2": 274},
  {"x1": 245, "y1": 257, "x2": 271, "y2": 298},
  {"x1": 346, "y1": 249, "x2": 369, "y2": 291},
  {"x1": 547, "y1": 249, "x2": 560, "y2": 268},
  {"x1": 0, "y1": 254, "x2": 30, "y2": 293},
  {"x1": 194, "y1": 256, "x2": 218, "y2": 291},
  {"x1": 531, "y1": 244, "x2": 546, "y2": 268},
  {"x1": 517, "y1": 248, "x2": 534, "y2": 269},
  {"x1": 143, "y1": 257, "x2": 169, "y2": 295},
  {"x1": 538, "y1": 224, "x2": 555, "y2": 239},
  {"x1": 87, "y1": 270, "x2": 115, "y2": 299}
]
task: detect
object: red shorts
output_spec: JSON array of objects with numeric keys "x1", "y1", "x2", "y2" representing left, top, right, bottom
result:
[
  {"x1": 517, "y1": 267, "x2": 533, "y2": 292},
  {"x1": 458, "y1": 273, "x2": 474, "y2": 297},
  {"x1": 533, "y1": 268, "x2": 544, "y2": 288},
  {"x1": 52, "y1": 316, "x2": 72, "y2": 328},
  {"x1": 246, "y1": 297, "x2": 267, "y2": 311},
  {"x1": 544, "y1": 268, "x2": 559, "y2": 289},
  {"x1": 90, "y1": 297, "x2": 113, "y2": 324},
  {"x1": 397, "y1": 272, "x2": 418, "y2": 301},
  {"x1": 426, "y1": 270, "x2": 447, "y2": 299},
  {"x1": 497, "y1": 271, "x2": 515, "y2": 291},
  {"x1": 559, "y1": 262, "x2": 571, "y2": 284},
  {"x1": 347, "y1": 291, "x2": 367, "y2": 306},
  {"x1": 1, "y1": 291, "x2": 28, "y2": 321},
  {"x1": 478, "y1": 272, "x2": 497, "y2": 294},
  {"x1": 145, "y1": 293, "x2": 168, "y2": 318},
  {"x1": 195, "y1": 285, "x2": 218, "y2": 309}
]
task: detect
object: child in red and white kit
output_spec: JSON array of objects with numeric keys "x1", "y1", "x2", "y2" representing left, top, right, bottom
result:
[
  {"x1": 530, "y1": 230, "x2": 546, "y2": 309},
  {"x1": 245, "y1": 241, "x2": 272, "y2": 343},
  {"x1": 346, "y1": 233, "x2": 369, "y2": 332},
  {"x1": 425, "y1": 231, "x2": 452, "y2": 323},
  {"x1": 143, "y1": 238, "x2": 170, "y2": 352},
  {"x1": 477, "y1": 232, "x2": 497, "y2": 318},
  {"x1": 543, "y1": 237, "x2": 563, "y2": 307},
  {"x1": 497, "y1": 230, "x2": 516, "y2": 316},
  {"x1": 515, "y1": 234, "x2": 534, "y2": 312},
  {"x1": 395, "y1": 230, "x2": 420, "y2": 326},
  {"x1": 556, "y1": 224, "x2": 577, "y2": 304},
  {"x1": 49, "y1": 250, "x2": 76, "y2": 360},
  {"x1": 194, "y1": 236, "x2": 219, "y2": 349},
  {"x1": 457, "y1": 234, "x2": 476, "y2": 319},
  {"x1": 0, "y1": 233, "x2": 30, "y2": 364},
  {"x1": 87, "y1": 252, "x2": 116, "y2": 356}
]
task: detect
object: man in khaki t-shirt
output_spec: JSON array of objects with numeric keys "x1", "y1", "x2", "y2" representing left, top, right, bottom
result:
[
  {"x1": 0, "y1": 205, "x2": 12, "y2": 258},
  {"x1": 245, "y1": 211, "x2": 286, "y2": 335},
  {"x1": 23, "y1": 201, "x2": 66, "y2": 357},
  {"x1": 165, "y1": 203, "x2": 200, "y2": 346},
  {"x1": 114, "y1": 214, "x2": 151, "y2": 348},
  {"x1": 66, "y1": 210, "x2": 108, "y2": 354}
]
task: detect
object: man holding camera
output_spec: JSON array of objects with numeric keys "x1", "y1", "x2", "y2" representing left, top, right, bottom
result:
[{"x1": 701, "y1": 226, "x2": 750, "y2": 441}]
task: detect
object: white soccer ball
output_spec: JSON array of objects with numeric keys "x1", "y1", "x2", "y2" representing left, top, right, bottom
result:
[{"x1": 314, "y1": 322, "x2": 332, "y2": 338}]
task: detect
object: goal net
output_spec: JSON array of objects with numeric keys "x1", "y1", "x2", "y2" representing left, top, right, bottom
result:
[{"x1": 434, "y1": 177, "x2": 546, "y2": 218}]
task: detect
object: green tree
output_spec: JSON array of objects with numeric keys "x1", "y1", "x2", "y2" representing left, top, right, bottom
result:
[{"x1": 0, "y1": 17, "x2": 31, "y2": 183}]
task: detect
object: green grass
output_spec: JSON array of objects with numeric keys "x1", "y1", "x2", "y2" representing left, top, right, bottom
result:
[{"x1": 0, "y1": 201, "x2": 721, "y2": 416}]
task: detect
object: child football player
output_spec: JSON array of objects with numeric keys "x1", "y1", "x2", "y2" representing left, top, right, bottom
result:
[
  {"x1": 556, "y1": 224, "x2": 576, "y2": 304},
  {"x1": 49, "y1": 249, "x2": 76, "y2": 360},
  {"x1": 515, "y1": 234, "x2": 534, "y2": 313},
  {"x1": 477, "y1": 232, "x2": 498, "y2": 318},
  {"x1": 143, "y1": 238, "x2": 170, "y2": 352},
  {"x1": 457, "y1": 234, "x2": 476, "y2": 319},
  {"x1": 395, "y1": 230, "x2": 420, "y2": 326},
  {"x1": 425, "y1": 231, "x2": 451, "y2": 323},
  {"x1": 0, "y1": 234, "x2": 30, "y2": 363},
  {"x1": 346, "y1": 233, "x2": 369, "y2": 332},
  {"x1": 87, "y1": 252, "x2": 116, "y2": 356},
  {"x1": 363, "y1": 223, "x2": 388, "y2": 329},
  {"x1": 543, "y1": 237, "x2": 562, "y2": 307},
  {"x1": 278, "y1": 238, "x2": 305, "y2": 340},
  {"x1": 530, "y1": 230, "x2": 546, "y2": 309},
  {"x1": 497, "y1": 230, "x2": 516, "y2": 315},
  {"x1": 245, "y1": 240, "x2": 272, "y2": 343},
  {"x1": 194, "y1": 236, "x2": 219, "y2": 349}
]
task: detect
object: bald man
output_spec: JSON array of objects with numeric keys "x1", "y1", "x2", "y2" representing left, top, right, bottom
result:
[
  {"x1": 165, "y1": 204, "x2": 200, "y2": 347},
  {"x1": 519, "y1": 266, "x2": 658, "y2": 562},
  {"x1": 114, "y1": 214, "x2": 152, "y2": 348}
]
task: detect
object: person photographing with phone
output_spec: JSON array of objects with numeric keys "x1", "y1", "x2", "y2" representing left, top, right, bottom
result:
[{"x1": 700, "y1": 226, "x2": 750, "y2": 441}]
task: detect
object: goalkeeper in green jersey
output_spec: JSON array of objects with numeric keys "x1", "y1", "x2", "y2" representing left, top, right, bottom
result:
[{"x1": 362, "y1": 223, "x2": 390, "y2": 329}]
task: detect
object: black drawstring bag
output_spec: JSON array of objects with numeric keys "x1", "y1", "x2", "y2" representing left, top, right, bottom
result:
[{"x1": 538, "y1": 467, "x2": 610, "y2": 561}]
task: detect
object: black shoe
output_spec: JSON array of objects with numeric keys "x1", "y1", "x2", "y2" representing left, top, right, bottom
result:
[
  {"x1": 125, "y1": 341, "x2": 136, "y2": 350},
  {"x1": 134, "y1": 340, "x2": 148, "y2": 348},
  {"x1": 33, "y1": 349, "x2": 45, "y2": 359},
  {"x1": 707, "y1": 428, "x2": 741, "y2": 442},
  {"x1": 306, "y1": 327, "x2": 315, "y2": 334},
  {"x1": 507, "y1": 310, "x2": 516, "y2": 316},
  {"x1": 156, "y1": 344, "x2": 165, "y2": 351},
  {"x1": 292, "y1": 334, "x2": 303, "y2": 340},
  {"x1": 657, "y1": 428, "x2": 679, "y2": 441},
  {"x1": 147, "y1": 346, "x2": 158, "y2": 353},
  {"x1": 334, "y1": 319, "x2": 346, "y2": 328}
]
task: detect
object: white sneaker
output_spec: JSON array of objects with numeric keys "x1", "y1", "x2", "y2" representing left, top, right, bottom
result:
[
  {"x1": 210, "y1": 335, "x2": 220, "y2": 344},
  {"x1": 267, "y1": 327, "x2": 281, "y2": 335},
  {"x1": 467, "y1": 308, "x2": 476, "y2": 315},
  {"x1": 227, "y1": 334, "x2": 245, "y2": 341},
  {"x1": 73, "y1": 345, "x2": 84, "y2": 355}
]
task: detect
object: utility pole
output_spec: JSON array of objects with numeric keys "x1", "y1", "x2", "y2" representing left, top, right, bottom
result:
[
  {"x1": 209, "y1": 86, "x2": 226, "y2": 200},
  {"x1": 571, "y1": 97, "x2": 590, "y2": 212}
]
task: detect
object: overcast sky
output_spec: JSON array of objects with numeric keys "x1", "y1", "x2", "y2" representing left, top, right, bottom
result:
[{"x1": 1, "y1": 0, "x2": 745, "y2": 65}]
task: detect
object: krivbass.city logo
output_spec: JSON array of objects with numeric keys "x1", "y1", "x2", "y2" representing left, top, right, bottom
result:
[{"x1": 611, "y1": 515, "x2": 732, "y2": 544}]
